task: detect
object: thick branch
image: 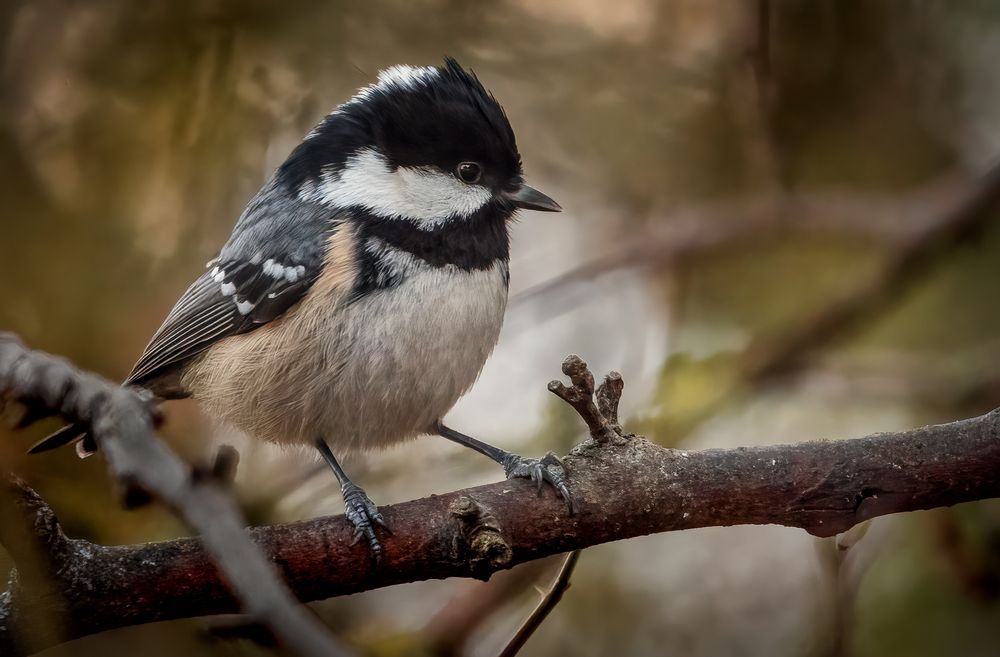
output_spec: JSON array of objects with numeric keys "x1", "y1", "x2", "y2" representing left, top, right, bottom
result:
[{"x1": 2, "y1": 355, "x2": 998, "y2": 650}]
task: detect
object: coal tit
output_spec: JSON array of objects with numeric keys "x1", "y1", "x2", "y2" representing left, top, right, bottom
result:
[{"x1": 32, "y1": 58, "x2": 570, "y2": 559}]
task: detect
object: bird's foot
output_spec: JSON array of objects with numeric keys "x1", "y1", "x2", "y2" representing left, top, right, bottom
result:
[
  {"x1": 502, "y1": 452, "x2": 575, "y2": 514},
  {"x1": 341, "y1": 482, "x2": 389, "y2": 563}
]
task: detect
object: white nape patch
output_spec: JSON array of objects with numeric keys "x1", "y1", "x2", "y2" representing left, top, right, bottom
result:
[
  {"x1": 302, "y1": 148, "x2": 492, "y2": 228},
  {"x1": 373, "y1": 64, "x2": 440, "y2": 92},
  {"x1": 235, "y1": 299, "x2": 254, "y2": 315},
  {"x1": 220, "y1": 282, "x2": 236, "y2": 297},
  {"x1": 306, "y1": 65, "x2": 440, "y2": 140}
]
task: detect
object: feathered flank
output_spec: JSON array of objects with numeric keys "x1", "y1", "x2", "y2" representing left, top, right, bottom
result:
[{"x1": 125, "y1": 180, "x2": 337, "y2": 390}]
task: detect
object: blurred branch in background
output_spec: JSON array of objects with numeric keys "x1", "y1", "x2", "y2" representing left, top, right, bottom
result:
[
  {"x1": 511, "y1": 170, "x2": 972, "y2": 314},
  {"x1": 792, "y1": 340, "x2": 1000, "y2": 416},
  {"x1": 0, "y1": 333, "x2": 350, "y2": 657},
  {"x1": 739, "y1": 160, "x2": 1000, "y2": 384},
  {"x1": 3, "y1": 351, "x2": 999, "y2": 653},
  {"x1": 516, "y1": 161, "x2": 1000, "y2": 443}
]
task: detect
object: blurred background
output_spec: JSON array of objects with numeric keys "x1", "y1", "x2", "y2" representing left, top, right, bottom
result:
[{"x1": 2, "y1": 0, "x2": 1000, "y2": 655}]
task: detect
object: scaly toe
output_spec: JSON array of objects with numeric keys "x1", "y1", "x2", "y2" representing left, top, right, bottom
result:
[
  {"x1": 342, "y1": 484, "x2": 388, "y2": 563},
  {"x1": 503, "y1": 453, "x2": 575, "y2": 514}
]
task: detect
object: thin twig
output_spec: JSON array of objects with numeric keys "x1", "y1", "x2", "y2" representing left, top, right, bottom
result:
[
  {"x1": 496, "y1": 550, "x2": 581, "y2": 657},
  {"x1": 422, "y1": 560, "x2": 552, "y2": 657}
]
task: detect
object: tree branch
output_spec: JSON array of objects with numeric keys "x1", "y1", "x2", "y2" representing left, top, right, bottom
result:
[
  {"x1": 3, "y1": 354, "x2": 999, "y2": 652},
  {"x1": 0, "y1": 333, "x2": 349, "y2": 657}
]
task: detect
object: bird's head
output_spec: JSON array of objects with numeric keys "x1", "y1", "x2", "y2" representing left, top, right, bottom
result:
[{"x1": 281, "y1": 58, "x2": 560, "y2": 228}]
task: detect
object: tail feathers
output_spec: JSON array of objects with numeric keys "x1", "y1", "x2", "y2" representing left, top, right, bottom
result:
[
  {"x1": 75, "y1": 433, "x2": 98, "y2": 458},
  {"x1": 28, "y1": 384, "x2": 164, "y2": 458},
  {"x1": 28, "y1": 423, "x2": 91, "y2": 457}
]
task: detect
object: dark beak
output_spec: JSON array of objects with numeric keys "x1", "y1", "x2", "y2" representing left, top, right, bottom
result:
[{"x1": 504, "y1": 184, "x2": 562, "y2": 212}]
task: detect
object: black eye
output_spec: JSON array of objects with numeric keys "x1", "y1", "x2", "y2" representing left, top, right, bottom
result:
[{"x1": 456, "y1": 162, "x2": 482, "y2": 184}]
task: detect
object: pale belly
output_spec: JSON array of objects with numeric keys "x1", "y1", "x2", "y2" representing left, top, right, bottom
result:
[{"x1": 183, "y1": 263, "x2": 508, "y2": 451}]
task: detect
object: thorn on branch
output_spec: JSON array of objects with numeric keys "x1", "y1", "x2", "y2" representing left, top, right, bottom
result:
[
  {"x1": 212, "y1": 445, "x2": 240, "y2": 484},
  {"x1": 547, "y1": 355, "x2": 625, "y2": 444},
  {"x1": 192, "y1": 445, "x2": 241, "y2": 486},
  {"x1": 119, "y1": 478, "x2": 153, "y2": 510}
]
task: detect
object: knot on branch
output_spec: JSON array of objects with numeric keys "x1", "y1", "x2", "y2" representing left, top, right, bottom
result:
[
  {"x1": 450, "y1": 495, "x2": 512, "y2": 578},
  {"x1": 547, "y1": 354, "x2": 626, "y2": 445}
]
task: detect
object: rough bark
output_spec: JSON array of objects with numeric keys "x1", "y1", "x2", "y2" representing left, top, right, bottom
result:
[{"x1": 2, "y1": 351, "x2": 998, "y2": 652}]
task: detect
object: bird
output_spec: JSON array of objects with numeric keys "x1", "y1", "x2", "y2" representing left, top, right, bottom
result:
[{"x1": 30, "y1": 58, "x2": 572, "y2": 560}]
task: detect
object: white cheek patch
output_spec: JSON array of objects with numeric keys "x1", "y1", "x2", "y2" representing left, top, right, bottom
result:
[{"x1": 303, "y1": 148, "x2": 492, "y2": 228}]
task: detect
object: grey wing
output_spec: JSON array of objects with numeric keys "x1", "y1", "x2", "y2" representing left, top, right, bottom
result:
[
  {"x1": 125, "y1": 257, "x2": 317, "y2": 388},
  {"x1": 28, "y1": 180, "x2": 340, "y2": 456},
  {"x1": 127, "y1": 180, "x2": 344, "y2": 389},
  {"x1": 28, "y1": 256, "x2": 319, "y2": 455}
]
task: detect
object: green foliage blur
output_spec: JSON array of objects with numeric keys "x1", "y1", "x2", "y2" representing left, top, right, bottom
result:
[{"x1": 2, "y1": 1, "x2": 999, "y2": 656}]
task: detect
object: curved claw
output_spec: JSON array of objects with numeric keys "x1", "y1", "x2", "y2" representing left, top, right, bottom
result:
[
  {"x1": 342, "y1": 483, "x2": 388, "y2": 563},
  {"x1": 504, "y1": 452, "x2": 576, "y2": 515}
]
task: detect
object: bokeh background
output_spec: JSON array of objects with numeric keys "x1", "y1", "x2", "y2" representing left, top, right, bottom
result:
[{"x1": 3, "y1": 0, "x2": 1000, "y2": 655}]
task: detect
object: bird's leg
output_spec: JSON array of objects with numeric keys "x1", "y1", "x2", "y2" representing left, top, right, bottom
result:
[
  {"x1": 435, "y1": 423, "x2": 574, "y2": 513},
  {"x1": 315, "y1": 438, "x2": 389, "y2": 562}
]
